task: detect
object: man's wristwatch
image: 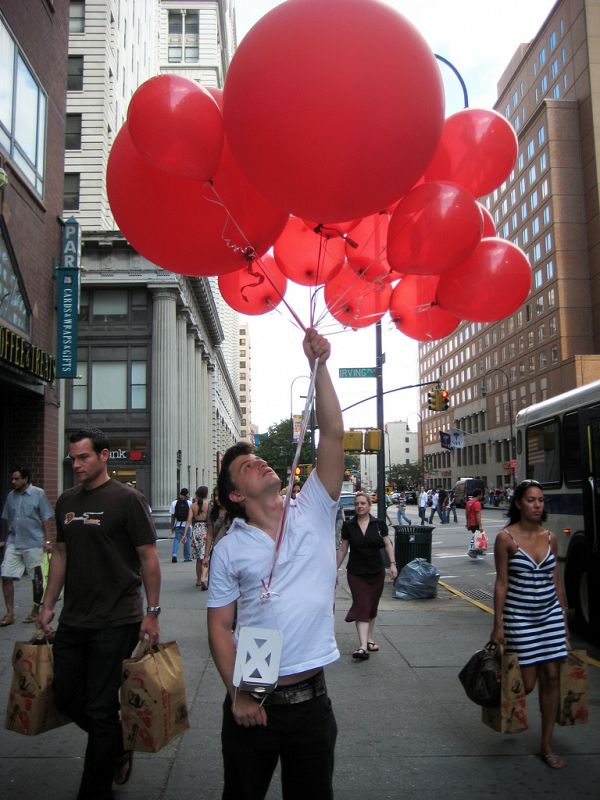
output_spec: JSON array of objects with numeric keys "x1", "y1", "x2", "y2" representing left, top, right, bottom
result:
[{"x1": 146, "y1": 606, "x2": 161, "y2": 616}]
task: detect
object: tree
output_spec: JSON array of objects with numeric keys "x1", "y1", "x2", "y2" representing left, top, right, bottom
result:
[
  {"x1": 253, "y1": 418, "x2": 312, "y2": 481},
  {"x1": 387, "y1": 462, "x2": 422, "y2": 489}
]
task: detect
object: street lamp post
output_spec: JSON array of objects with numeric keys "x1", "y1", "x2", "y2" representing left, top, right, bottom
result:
[
  {"x1": 290, "y1": 374, "x2": 311, "y2": 466},
  {"x1": 481, "y1": 368, "x2": 516, "y2": 487},
  {"x1": 407, "y1": 411, "x2": 425, "y2": 486}
]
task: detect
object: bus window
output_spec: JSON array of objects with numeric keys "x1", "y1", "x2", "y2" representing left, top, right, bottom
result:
[
  {"x1": 526, "y1": 419, "x2": 560, "y2": 486},
  {"x1": 563, "y1": 410, "x2": 581, "y2": 486}
]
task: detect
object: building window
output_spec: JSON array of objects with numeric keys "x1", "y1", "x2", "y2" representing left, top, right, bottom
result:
[
  {"x1": 550, "y1": 31, "x2": 556, "y2": 50},
  {"x1": 528, "y1": 164, "x2": 537, "y2": 183},
  {"x1": 536, "y1": 295, "x2": 544, "y2": 315},
  {"x1": 543, "y1": 205, "x2": 551, "y2": 225},
  {"x1": 67, "y1": 55, "x2": 84, "y2": 90},
  {"x1": 0, "y1": 18, "x2": 48, "y2": 196},
  {"x1": 0, "y1": 218, "x2": 30, "y2": 333},
  {"x1": 538, "y1": 324, "x2": 546, "y2": 342},
  {"x1": 551, "y1": 345, "x2": 559, "y2": 363},
  {"x1": 92, "y1": 362, "x2": 127, "y2": 409},
  {"x1": 534, "y1": 269, "x2": 542, "y2": 288},
  {"x1": 131, "y1": 361, "x2": 146, "y2": 409},
  {"x1": 540, "y1": 47, "x2": 546, "y2": 66},
  {"x1": 549, "y1": 315, "x2": 557, "y2": 335},
  {"x1": 541, "y1": 74, "x2": 548, "y2": 92},
  {"x1": 92, "y1": 289, "x2": 127, "y2": 321},
  {"x1": 526, "y1": 139, "x2": 535, "y2": 159},
  {"x1": 533, "y1": 242, "x2": 541, "y2": 262},
  {"x1": 544, "y1": 233, "x2": 552, "y2": 252},
  {"x1": 64, "y1": 173, "x2": 80, "y2": 210},
  {"x1": 553, "y1": 84, "x2": 560, "y2": 99},
  {"x1": 551, "y1": 59, "x2": 558, "y2": 78},
  {"x1": 69, "y1": 1, "x2": 85, "y2": 32},
  {"x1": 539, "y1": 351, "x2": 547, "y2": 369},
  {"x1": 529, "y1": 355, "x2": 536, "y2": 373},
  {"x1": 528, "y1": 330, "x2": 535, "y2": 348},
  {"x1": 72, "y1": 363, "x2": 88, "y2": 409},
  {"x1": 65, "y1": 113, "x2": 82, "y2": 149},
  {"x1": 530, "y1": 190, "x2": 539, "y2": 210}
]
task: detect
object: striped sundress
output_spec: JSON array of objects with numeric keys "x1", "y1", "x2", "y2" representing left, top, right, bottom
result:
[{"x1": 503, "y1": 531, "x2": 568, "y2": 666}]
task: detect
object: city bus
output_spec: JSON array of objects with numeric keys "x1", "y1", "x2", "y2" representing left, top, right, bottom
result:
[{"x1": 515, "y1": 379, "x2": 600, "y2": 643}]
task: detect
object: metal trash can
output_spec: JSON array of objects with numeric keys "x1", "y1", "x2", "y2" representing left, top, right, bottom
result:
[{"x1": 393, "y1": 525, "x2": 434, "y2": 570}]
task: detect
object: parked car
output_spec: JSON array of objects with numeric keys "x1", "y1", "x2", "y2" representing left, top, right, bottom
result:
[
  {"x1": 404, "y1": 490, "x2": 418, "y2": 505},
  {"x1": 338, "y1": 493, "x2": 356, "y2": 519},
  {"x1": 453, "y1": 478, "x2": 486, "y2": 508}
]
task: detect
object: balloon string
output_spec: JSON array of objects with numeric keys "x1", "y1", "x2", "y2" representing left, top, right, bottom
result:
[
  {"x1": 261, "y1": 357, "x2": 319, "y2": 598},
  {"x1": 202, "y1": 183, "x2": 307, "y2": 332}
]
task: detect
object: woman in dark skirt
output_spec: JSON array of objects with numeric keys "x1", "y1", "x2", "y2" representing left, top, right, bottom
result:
[{"x1": 336, "y1": 492, "x2": 397, "y2": 660}]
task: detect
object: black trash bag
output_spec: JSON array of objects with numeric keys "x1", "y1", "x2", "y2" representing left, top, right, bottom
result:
[
  {"x1": 458, "y1": 642, "x2": 501, "y2": 707},
  {"x1": 393, "y1": 558, "x2": 440, "y2": 600}
]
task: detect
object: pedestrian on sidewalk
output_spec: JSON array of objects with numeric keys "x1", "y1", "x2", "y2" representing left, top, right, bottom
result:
[
  {"x1": 184, "y1": 486, "x2": 209, "y2": 588},
  {"x1": 490, "y1": 479, "x2": 568, "y2": 770},
  {"x1": 337, "y1": 492, "x2": 397, "y2": 660},
  {"x1": 1, "y1": 466, "x2": 54, "y2": 627},
  {"x1": 170, "y1": 488, "x2": 192, "y2": 563},
  {"x1": 418, "y1": 486, "x2": 428, "y2": 524},
  {"x1": 465, "y1": 488, "x2": 484, "y2": 558},
  {"x1": 39, "y1": 428, "x2": 161, "y2": 800},
  {"x1": 207, "y1": 328, "x2": 343, "y2": 800},
  {"x1": 396, "y1": 491, "x2": 412, "y2": 526},
  {"x1": 447, "y1": 490, "x2": 458, "y2": 523}
]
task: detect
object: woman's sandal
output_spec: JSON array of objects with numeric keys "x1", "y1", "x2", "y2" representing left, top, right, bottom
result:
[
  {"x1": 352, "y1": 648, "x2": 370, "y2": 660},
  {"x1": 0, "y1": 614, "x2": 15, "y2": 627},
  {"x1": 540, "y1": 753, "x2": 565, "y2": 769},
  {"x1": 22, "y1": 612, "x2": 39, "y2": 624},
  {"x1": 367, "y1": 642, "x2": 379, "y2": 652}
]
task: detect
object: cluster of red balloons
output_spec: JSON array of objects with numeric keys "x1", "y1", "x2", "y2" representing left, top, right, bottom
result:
[{"x1": 106, "y1": 0, "x2": 532, "y2": 340}]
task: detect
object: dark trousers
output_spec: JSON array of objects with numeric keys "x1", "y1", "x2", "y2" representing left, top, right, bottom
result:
[
  {"x1": 221, "y1": 691, "x2": 337, "y2": 800},
  {"x1": 53, "y1": 622, "x2": 140, "y2": 800}
]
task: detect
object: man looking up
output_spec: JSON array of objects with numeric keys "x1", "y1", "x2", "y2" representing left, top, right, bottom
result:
[
  {"x1": 39, "y1": 428, "x2": 161, "y2": 800},
  {"x1": 207, "y1": 328, "x2": 344, "y2": 800}
]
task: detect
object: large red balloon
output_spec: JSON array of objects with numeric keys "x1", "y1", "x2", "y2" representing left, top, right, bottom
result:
[
  {"x1": 274, "y1": 216, "x2": 345, "y2": 286},
  {"x1": 387, "y1": 182, "x2": 483, "y2": 275},
  {"x1": 107, "y1": 125, "x2": 288, "y2": 276},
  {"x1": 223, "y1": 0, "x2": 444, "y2": 222},
  {"x1": 389, "y1": 276, "x2": 460, "y2": 341},
  {"x1": 325, "y1": 263, "x2": 391, "y2": 328},
  {"x1": 127, "y1": 74, "x2": 223, "y2": 181},
  {"x1": 425, "y1": 109, "x2": 518, "y2": 198},
  {"x1": 478, "y1": 203, "x2": 497, "y2": 237},
  {"x1": 436, "y1": 239, "x2": 532, "y2": 322},
  {"x1": 345, "y1": 213, "x2": 391, "y2": 282},
  {"x1": 218, "y1": 255, "x2": 287, "y2": 315}
]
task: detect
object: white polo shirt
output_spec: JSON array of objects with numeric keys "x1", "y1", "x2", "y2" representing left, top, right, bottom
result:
[{"x1": 207, "y1": 470, "x2": 340, "y2": 676}]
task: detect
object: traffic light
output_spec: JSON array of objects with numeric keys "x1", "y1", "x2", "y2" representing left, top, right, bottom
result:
[
  {"x1": 439, "y1": 388, "x2": 450, "y2": 410},
  {"x1": 427, "y1": 389, "x2": 436, "y2": 411},
  {"x1": 364, "y1": 429, "x2": 382, "y2": 452},
  {"x1": 343, "y1": 431, "x2": 364, "y2": 452},
  {"x1": 295, "y1": 466, "x2": 301, "y2": 479}
]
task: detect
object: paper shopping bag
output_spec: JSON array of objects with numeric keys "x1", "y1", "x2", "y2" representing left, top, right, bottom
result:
[
  {"x1": 5, "y1": 635, "x2": 70, "y2": 736},
  {"x1": 556, "y1": 649, "x2": 588, "y2": 726},
  {"x1": 482, "y1": 650, "x2": 528, "y2": 734},
  {"x1": 120, "y1": 641, "x2": 189, "y2": 753},
  {"x1": 474, "y1": 531, "x2": 488, "y2": 551}
]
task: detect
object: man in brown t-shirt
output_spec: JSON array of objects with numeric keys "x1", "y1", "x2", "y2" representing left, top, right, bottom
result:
[{"x1": 40, "y1": 428, "x2": 161, "y2": 800}]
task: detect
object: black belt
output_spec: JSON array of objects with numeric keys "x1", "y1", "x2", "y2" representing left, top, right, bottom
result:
[{"x1": 251, "y1": 670, "x2": 327, "y2": 706}]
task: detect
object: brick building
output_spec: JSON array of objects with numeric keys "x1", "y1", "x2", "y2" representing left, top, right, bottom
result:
[{"x1": 0, "y1": 0, "x2": 69, "y2": 503}]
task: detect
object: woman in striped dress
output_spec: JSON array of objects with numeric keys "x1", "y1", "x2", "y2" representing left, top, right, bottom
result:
[{"x1": 491, "y1": 479, "x2": 568, "y2": 769}]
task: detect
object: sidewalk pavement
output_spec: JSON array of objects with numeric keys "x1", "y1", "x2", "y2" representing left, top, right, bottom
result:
[{"x1": 1, "y1": 538, "x2": 598, "y2": 800}]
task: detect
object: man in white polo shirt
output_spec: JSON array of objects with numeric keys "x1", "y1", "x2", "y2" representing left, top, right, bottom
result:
[{"x1": 207, "y1": 327, "x2": 344, "y2": 800}]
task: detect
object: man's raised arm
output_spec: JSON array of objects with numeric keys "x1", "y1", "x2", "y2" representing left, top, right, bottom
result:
[{"x1": 303, "y1": 328, "x2": 344, "y2": 500}]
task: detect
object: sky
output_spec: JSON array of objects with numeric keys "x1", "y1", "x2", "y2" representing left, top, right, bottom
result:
[{"x1": 233, "y1": 0, "x2": 557, "y2": 434}]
